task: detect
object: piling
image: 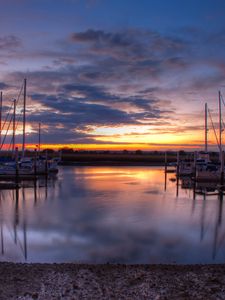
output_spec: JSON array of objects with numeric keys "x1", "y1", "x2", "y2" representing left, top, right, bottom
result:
[
  {"x1": 15, "y1": 147, "x2": 19, "y2": 186},
  {"x1": 34, "y1": 149, "x2": 37, "y2": 176}
]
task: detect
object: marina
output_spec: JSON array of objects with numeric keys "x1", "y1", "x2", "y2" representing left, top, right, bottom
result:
[{"x1": 0, "y1": 165, "x2": 224, "y2": 264}]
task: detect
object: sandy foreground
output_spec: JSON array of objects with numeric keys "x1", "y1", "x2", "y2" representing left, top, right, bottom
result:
[{"x1": 0, "y1": 263, "x2": 225, "y2": 299}]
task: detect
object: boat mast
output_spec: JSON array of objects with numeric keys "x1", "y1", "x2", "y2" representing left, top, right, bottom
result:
[
  {"x1": 38, "y1": 122, "x2": 41, "y2": 154},
  {"x1": 219, "y1": 91, "x2": 224, "y2": 183},
  {"x1": 22, "y1": 78, "x2": 26, "y2": 157},
  {"x1": 219, "y1": 91, "x2": 223, "y2": 159},
  {"x1": 219, "y1": 91, "x2": 222, "y2": 153},
  {"x1": 12, "y1": 99, "x2": 16, "y2": 153},
  {"x1": 205, "y1": 103, "x2": 208, "y2": 152}
]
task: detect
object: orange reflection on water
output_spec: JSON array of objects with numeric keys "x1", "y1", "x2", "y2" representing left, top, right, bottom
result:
[{"x1": 72, "y1": 166, "x2": 165, "y2": 204}]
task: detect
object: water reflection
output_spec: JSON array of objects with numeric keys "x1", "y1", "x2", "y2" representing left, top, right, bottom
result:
[{"x1": 0, "y1": 166, "x2": 224, "y2": 264}]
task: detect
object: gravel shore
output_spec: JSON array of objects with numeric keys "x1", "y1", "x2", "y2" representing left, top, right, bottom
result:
[{"x1": 0, "y1": 263, "x2": 225, "y2": 299}]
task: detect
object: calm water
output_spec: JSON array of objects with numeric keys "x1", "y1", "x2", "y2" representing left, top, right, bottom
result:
[{"x1": 0, "y1": 166, "x2": 225, "y2": 264}]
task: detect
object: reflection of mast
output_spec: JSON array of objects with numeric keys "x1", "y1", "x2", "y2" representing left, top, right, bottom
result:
[
  {"x1": 45, "y1": 176, "x2": 48, "y2": 200},
  {"x1": 212, "y1": 191, "x2": 223, "y2": 259},
  {"x1": 200, "y1": 193, "x2": 206, "y2": 241},
  {"x1": 34, "y1": 179, "x2": 37, "y2": 205},
  {"x1": 22, "y1": 187, "x2": 27, "y2": 260},
  {"x1": 13, "y1": 187, "x2": 19, "y2": 244}
]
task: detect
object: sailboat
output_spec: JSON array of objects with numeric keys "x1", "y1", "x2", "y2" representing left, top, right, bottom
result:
[
  {"x1": 196, "y1": 95, "x2": 223, "y2": 182},
  {"x1": 0, "y1": 79, "x2": 59, "y2": 180}
]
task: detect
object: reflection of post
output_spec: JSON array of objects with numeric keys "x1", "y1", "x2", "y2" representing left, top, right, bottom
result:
[
  {"x1": 176, "y1": 176, "x2": 179, "y2": 197},
  {"x1": 218, "y1": 190, "x2": 223, "y2": 226},
  {"x1": 164, "y1": 151, "x2": 167, "y2": 191},
  {"x1": 212, "y1": 191, "x2": 223, "y2": 259},
  {"x1": 45, "y1": 177, "x2": 48, "y2": 200},
  {"x1": 23, "y1": 221, "x2": 27, "y2": 261},
  {"x1": 34, "y1": 179, "x2": 37, "y2": 205}
]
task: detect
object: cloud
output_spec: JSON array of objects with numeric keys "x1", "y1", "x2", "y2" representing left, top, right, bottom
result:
[
  {"x1": 0, "y1": 35, "x2": 22, "y2": 51},
  {"x1": 3, "y1": 26, "x2": 225, "y2": 147},
  {"x1": 69, "y1": 29, "x2": 188, "y2": 73},
  {"x1": 0, "y1": 82, "x2": 10, "y2": 90}
]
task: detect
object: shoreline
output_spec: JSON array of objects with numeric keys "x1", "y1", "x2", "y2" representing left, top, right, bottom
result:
[{"x1": 1, "y1": 262, "x2": 225, "y2": 299}]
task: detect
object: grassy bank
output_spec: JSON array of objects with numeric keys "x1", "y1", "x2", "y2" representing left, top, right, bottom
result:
[{"x1": 59, "y1": 153, "x2": 177, "y2": 166}]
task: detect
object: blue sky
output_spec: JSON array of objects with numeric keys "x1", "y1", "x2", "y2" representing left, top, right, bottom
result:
[{"x1": 0, "y1": 0, "x2": 225, "y2": 149}]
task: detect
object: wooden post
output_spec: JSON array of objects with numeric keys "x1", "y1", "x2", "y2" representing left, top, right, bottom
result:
[
  {"x1": 34, "y1": 148, "x2": 37, "y2": 176},
  {"x1": 193, "y1": 151, "x2": 197, "y2": 181},
  {"x1": 45, "y1": 150, "x2": 48, "y2": 176},
  {"x1": 15, "y1": 147, "x2": 19, "y2": 185}
]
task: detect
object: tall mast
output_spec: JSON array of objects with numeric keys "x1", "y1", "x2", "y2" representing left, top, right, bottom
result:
[
  {"x1": 0, "y1": 92, "x2": 2, "y2": 147},
  {"x1": 12, "y1": 99, "x2": 16, "y2": 153},
  {"x1": 219, "y1": 91, "x2": 222, "y2": 155},
  {"x1": 205, "y1": 103, "x2": 208, "y2": 152},
  {"x1": 22, "y1": 78, "x2": 26, "y2": 157},
  {"x1": 38, "y1": 122, "x2": 41, "y2": 154},
  {"x1": 218, "y1": 90, "x2": 224, "y2": 183}
]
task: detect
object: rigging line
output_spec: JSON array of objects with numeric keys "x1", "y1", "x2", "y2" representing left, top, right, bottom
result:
[
  {"x1": 1, "y1": 81, "x2": 23, "y2": 132},
  {"x1": 7, "y1": 135, "x2": 13, "y2": 152},
  {"x1": 1, "y1": 101, "x2": 14, "y2": 131},
  {"x1": 6, "y1": 110, "x2": 23, "y2": 152},
  {"x1": 0, "y1": 113, "x2": 13, "y2": 150},
  {"x1": 208, "y1": 108, "x2": 221, "y2": 151},
  {"x1": 15, "y1": 82, "x2": 24, "y2": 105},
  {"x1": 15, "y1": 111, "x2": 23, "y2": 131},
  {"x1": 221, "y1": 93, "x2": 225, "y2": 107}
]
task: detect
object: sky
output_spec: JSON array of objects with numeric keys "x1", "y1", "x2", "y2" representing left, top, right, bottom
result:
[{"x1": 1, "y1": 0, "x2": 225, "y2": 151}]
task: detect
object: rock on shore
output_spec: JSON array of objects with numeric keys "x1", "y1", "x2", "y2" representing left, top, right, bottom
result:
[{"x1": 0, "y1": 263, "x2": 225, "y2": 299}]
